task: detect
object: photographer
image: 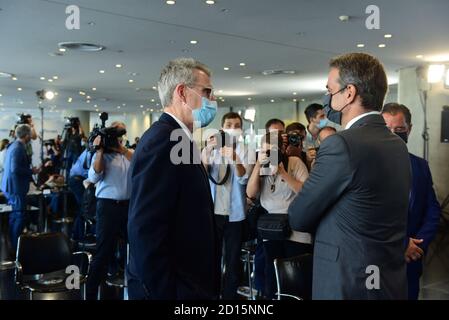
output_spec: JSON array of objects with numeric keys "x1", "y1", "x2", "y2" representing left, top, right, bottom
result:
[
  {"x1": 284, "y1": 122, "x2": 308, "y2": 168},
  {"x1": 246, "y1": 131, "x2": 311, "y2": 300},
  {"x1": 201, "y1": 112, "x2": 255, "y2": 299},
  {"x1": 86, "y1": 121, "x2": 134, "y2": 300},
  {"x1": 62, "y1": 117, "x2": 85, "y2": 177}
]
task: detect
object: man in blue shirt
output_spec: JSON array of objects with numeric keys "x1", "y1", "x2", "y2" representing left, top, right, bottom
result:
[
  {"x1": 1, "y1": 125, "x2": 40, "y2": 252},
  {"x1": 202, "y1": 112, "x2": 255, "y2": 299},
  {"x1": 382, "y1": 103, "x2": 441, "y2": 300},
  {"x1": 69, "y1": 148, "x2": 92, "y2": 241},
  {"x1": 85, "y1": 121, "x2": 134, "y2": 300}
]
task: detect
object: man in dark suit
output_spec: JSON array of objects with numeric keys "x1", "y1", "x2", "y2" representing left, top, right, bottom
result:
[
  {"x1": 382, "y1": 103, "x2": 441, "y2": 300},
  {"x1": 127, "y1": 58, "x2": 220, "y2": 300},
  {"x1": 288, "y1": 53, "x2": 411, "y2": 299},
  {"x1": 1, "y1": 124, "x2": 39, "y2": 252}
]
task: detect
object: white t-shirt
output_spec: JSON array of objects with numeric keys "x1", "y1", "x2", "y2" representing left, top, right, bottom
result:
[{"x1": 260, "y1": 156, "x2": 312, "y2": 244}]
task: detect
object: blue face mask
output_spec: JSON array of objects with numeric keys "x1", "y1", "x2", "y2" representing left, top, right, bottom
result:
[
  {"x1": 187, "y1": 88, "x2": 217, "y2": 128},
  {"x1": 317, "y1": 118, "x2": 329, "y2": 129}
]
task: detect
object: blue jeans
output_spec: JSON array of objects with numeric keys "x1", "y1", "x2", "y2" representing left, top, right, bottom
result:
[
  {"x1": 6, "y1": 194, "x2": 27, "y2": 252},
  {"x1": 68, "y1": 176, "x2": 86, "y2": 241}
]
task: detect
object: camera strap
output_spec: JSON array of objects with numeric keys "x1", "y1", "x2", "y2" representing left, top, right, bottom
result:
[{"x1": 207, "y1": 163, "x2": 231, "y2": 186}]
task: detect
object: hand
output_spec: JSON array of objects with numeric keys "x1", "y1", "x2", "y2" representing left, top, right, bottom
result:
[
  {"x1": 306, "y1": 148, "x2": 317, "y2": 162},
  {"x1": 32, "y1": 166, "x2": 41, "y2": 174},
  {"x1": 93, "y1": 136, "x2": 103, "y2": 151},
  {"x1": 220, "y1": 146, "x2": 237, "y2": 161},
  {"x1": 206, "y1": 135, "x2": 217, "y2": 151},
  {"x1": 405, "y1": 238, "x2": 424, "y2": 263},
  {"x1": 286, "y1": 145, "x2": 301, "y2": 158}
]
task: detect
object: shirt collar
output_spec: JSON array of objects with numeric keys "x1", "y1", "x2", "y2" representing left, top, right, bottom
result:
[
  {"x1": 345, "y1": 111, "x2": 380, "y2": 130},
  {"x1": 164, "y1": 111, "x2": 193, "y2": 141}
]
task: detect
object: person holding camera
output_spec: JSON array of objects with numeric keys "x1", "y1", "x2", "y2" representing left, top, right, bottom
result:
[
  {"x1": 246, "y1": 131, "x2": 312, "y2": 300},
  {"x1": 201, "y1": 112, "x2": 255, "y2": 299},
  {"x1": 1, "y1": 125, "x2": 40, "y2": 253},
  {"x1": 85, "y1": 121, "x2": 133, "y2": 300},
  {"x1": 284, "y1": 122, "x2": 308, "y2": 168},
  {"x1": 62, "y1": 118, "x2": 85, "y2": 179}
]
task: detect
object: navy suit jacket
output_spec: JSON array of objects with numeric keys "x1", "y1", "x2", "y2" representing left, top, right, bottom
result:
[
  {"x1": 1, "y1": 140, "x2": 32, "y2": 197},
  {"x1": 127, "y1": 113, "x2": 220, "y2": 300},
  {"x1": 408, "y1": 153, "x2": 440, "y2": 252}
]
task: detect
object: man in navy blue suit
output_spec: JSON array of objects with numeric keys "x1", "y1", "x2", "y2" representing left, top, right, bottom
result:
[
  {"x1": 382, "y1": 103, "x2": 441, "y2": 300},
  {"x1": 127, "y1": 58, "x2": 220, "y2": 299},
  {"x1": 1, "y1": 124, "x2": 39, "y2": 252}
]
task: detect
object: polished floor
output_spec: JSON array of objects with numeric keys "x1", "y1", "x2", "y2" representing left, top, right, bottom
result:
[{"x1": 1, "y1": 214, "x2": 449, "y2": 300}]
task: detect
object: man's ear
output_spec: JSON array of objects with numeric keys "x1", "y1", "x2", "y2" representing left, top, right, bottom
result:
[
  {"x1": 175, "y1": 84, "x2": 186, "y2": 104},
  {"x1": 346, "y1": 84, "x2": 358, "y2": 105}
]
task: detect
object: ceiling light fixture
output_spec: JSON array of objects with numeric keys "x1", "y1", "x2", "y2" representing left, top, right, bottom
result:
[
  {"x1": 17, "y1": 87, "x2": 22, "y2": 91},
  {"x1": 357, "y1": 44, "x2": 365, "y2": 48},
  {"x1": 378, "y1": 44, "x2": 386, "y2": 48},
  {"x1": 190, "y1": 40, "x2": 198, "y2": 44},
  {"x1": 129, "y1": 79, "x2": 134, "y2": 83},
  {"x1": 166, "y1": 0, "x2": 176, "y2": 5},
  {"x1": 99, "y1": 70, "x2": 105, "y2": 74},
  {"x1": 205, "y1": 0, "x2": 215, "y2": 4},
  {"x1": 240, "y1": 63, "x2": 246, "y2": 66},
  {"x1": 384, "y1": 34, "x2": 392, "y2": 38},
  {"x1": 12, "y1": 77, "x2": 17, "y2": 81},
  {"x1": 68, "y1": 97, "x2": 73, "y2": 103},
  {"x1": 115, "y1": 64, "x2": 122, "y2": 68},
  {"x1": 223, "y1": 67, "x2": 230, "y2": 71},
  {"x1": 92, "y1": 87, "x2": 97, "y2": 91},
  {"x1": 40, "y1": 77, "x2": 46, "y2": 80}
]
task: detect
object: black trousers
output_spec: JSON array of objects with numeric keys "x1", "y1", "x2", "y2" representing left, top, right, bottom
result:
[
  {"x1": 215, "y1": 215, "x2": 244, "y2": 300},
  {"x1": 86, "y1": 198, "x2": 128, "y2": 300},
  {"x1": 263, "y1": 240, "x2": 312, "y2": 300}
]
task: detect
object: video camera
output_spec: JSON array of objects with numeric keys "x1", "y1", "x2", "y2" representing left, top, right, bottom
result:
[
  {"x1": 43, "y1": 139, "x2": 56, "y2": 147},
  {"x1": 17, "y1": 113, "x2": 32, "y2": 125},
  {"x1": 88, "y1": 112, "x2": 127, "y2": 153}
]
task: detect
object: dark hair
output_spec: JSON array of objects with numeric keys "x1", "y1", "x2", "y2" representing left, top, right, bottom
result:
[
  {"x1": 265, "y1": 118, "x2": 285, "y2": 132},
  {"x1": 286, "y1": 122, "x2": 306, "y2": 133},
  {"x1": 329, "y1": 53, "x2": 388, "y2": 112},
  {"x1": 382, "y1": 103, "x2": 412, "y2": 125},
  {"x1": 221, "y1": 112, "x2": 243, "y2": 127},
  {"x1": 304, "y1": 104, "x2": 323, "y2": 123}
]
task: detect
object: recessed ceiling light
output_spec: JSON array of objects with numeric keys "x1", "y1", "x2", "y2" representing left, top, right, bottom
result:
[
  {"x1": 150, "y1": 109, "x2": 154, "y2": 112},
  {"x1": 151, "y1": 99, "x2": 155, "y2": 102},
  {"x1": 99, "y1": 70, "x2": 105, "y2": 74},
  {"x1": 240, "y1": 62, "x2": 246, "y2": 66},
  {"x1": 94, "y1": 104, "x2": 98, "y2": 108},
  {"x1": 12, "y1": 77, "x2": 17, "y2": 81},
  {"x1": 53, "y1": 76, "x2": 58, "y2": 80},
  {"x1": 293, "y1": 99, "x2": 297, "y2": 102},
  {"x1": 190, "y1": 40, "x2": 198, "y2": 44},
  {"x1": 166, "y1": 0, "x2": 176, "y2": 5},
  {"x1": 48, "y1": 79, "x2": 53, "y2": 82},
  {"x1": 17, "y1": 88, "x2": 22, "y2": 91},
  {"x1": 293, "y1": 92, "x2": 297, "y2": 95},
  {"x1": 79, "y1": 91, "x2": 86, "y2": 96},
  {"x1": 243, "y1": 76, "x2": 251, "y2": 79},
  {"x1": 40, "y1": 77, "x2": 46, "y2": 80},
  {"x1": 416, "y1": 55, "x2": 424, "y2": 59},
  {"x1": 205, "y1": 0, "x2": 215, "y2": 4},
  {"x1": 301, "y1": 98, "x2": 305, "y2": 102},
  {"x1": 378, "y1": 44, "x2": 386, "y2": 48},
  {"x1": 86, "y1": 100, "x2": 90, "y2": 103},
  {"x1": 117, "y1": 106, "x2": 121, "y2": 109},
  {"x1": 221, "y1": 99, "x2": 225, "y2": 102},
  {"x1": 270, "y1": 99, "x2": 275, "y2": 103},
  {"x1": 140, "y1": 105, "x2": 144, "y2": 108},
  {"x1": 152, "y1": 86, "x2": 157, "y2": 90},
  {"x1": 68, "y1": 97, "x2": 72, "y2": 103},
  {"x1": 58, "y1": 48, "x2": 66, "y2": 52},
  {"x1": 115, "y1": 64, "x2": 122, "y2": 68},
  {"x1": 248, "y1": 97, "x2": 252, "y2": 101},
  {"x1": 129, "y1": 79, "x2": 134, "y2": 83},
  {"x1": 384, "y1": 34, "x2": 392, "y2": 38},
  {"x1": 223, "y1": 67, "x2": 230, "y2": 71},
  {"x1": 357, "y1": 44, "x2": 365, "y2": 48},
  {"x1": 96, "y1": 109, "x2": 99, "y2": 112},
  {"x1": 92, "y1": 87, "x2": 97, "y2": 91}
]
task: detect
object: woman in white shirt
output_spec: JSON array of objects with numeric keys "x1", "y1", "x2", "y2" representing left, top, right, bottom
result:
[
  {"x1": 0, "y1": 139, "x2": 10, "y2": 186},
  {"x1": 247, "y1": 131, "x2": 312, "y2": 299}
]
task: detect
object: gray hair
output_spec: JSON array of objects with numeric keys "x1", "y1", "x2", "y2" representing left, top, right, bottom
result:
[
  {"x1": 15, "y1": 124, "x2": 31, "y2": 139},
  {"x1": 157, "y1": 57, "x2": 211, "y2": 108}
]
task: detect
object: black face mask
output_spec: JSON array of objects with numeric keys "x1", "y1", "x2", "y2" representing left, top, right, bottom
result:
[
  {"x1": 322, "y1": 86, "x2": 350, "y2": 125},
  {"x1": 395, "y1": 131, "x2": 408, "y2": 144}
]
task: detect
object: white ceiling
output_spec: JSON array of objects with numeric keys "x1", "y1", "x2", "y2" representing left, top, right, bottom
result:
[{"x1": 0, "y1": 0, "x2": 448, "y2": 114}]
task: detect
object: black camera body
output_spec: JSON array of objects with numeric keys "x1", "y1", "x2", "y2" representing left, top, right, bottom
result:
[
  {"x1": 88, "y1": 112, "x2": 126, "y2": 153},
  {"x1": 287, "y1": 132, "x2": 302, "y2": 147},
  {"x1": 64, "y1": 117, "x2": 80, "y2": 130},
  {"x1": 17, "y1": 113, "x2": 32, "y2": 125},
  {"x1": 209, "y1": 130, "x2": 237, "y2": 149},
  {"x1": 43, "y1": 139, "x2": 55, "y2": 147}
]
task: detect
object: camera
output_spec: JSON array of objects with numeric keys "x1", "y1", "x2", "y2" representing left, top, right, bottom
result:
[
  {"x1": 43, "y1": 139, "x2": 55, "y2": 147},
  {"x1": 208, "y1": 130, "x2": 237, "y2": 149},
  {"x1": 259, "y1": 147, "x2": 286, "y2": 176},
  {"x1": 17, "y1": 113, "x2": 32, "y2": 125},
  {"x1": 88, "y1": 112, "x2": 127, "y2": 153},
  {"x1": 64, "y1": 117, "x2": 80, "y2": 130},
  {"x1": 287, "y1": 132, "x2": 302, "y2": 147}
]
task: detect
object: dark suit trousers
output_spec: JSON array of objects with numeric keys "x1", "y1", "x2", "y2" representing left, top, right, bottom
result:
[
  {"x1": 86, "y1": 198, "x2": 128, "y2": 300},
  {"x1": 407, "y1": 260, "x2": 423, "y2": 300},
  {"x1": 263, "y1": 240, "x2": 312, "y2": 300},
  {"x1": 215, "y1": 215, "x2": 244, "y2": 300}
]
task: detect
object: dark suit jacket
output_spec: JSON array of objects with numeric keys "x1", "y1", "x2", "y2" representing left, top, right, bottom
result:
[
  {"x1": 127, "y1": 113, "x2": 220, "y2": 300},
  {"x1": 288, "y1": 114, "x2": 411, "y2": 300}
]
